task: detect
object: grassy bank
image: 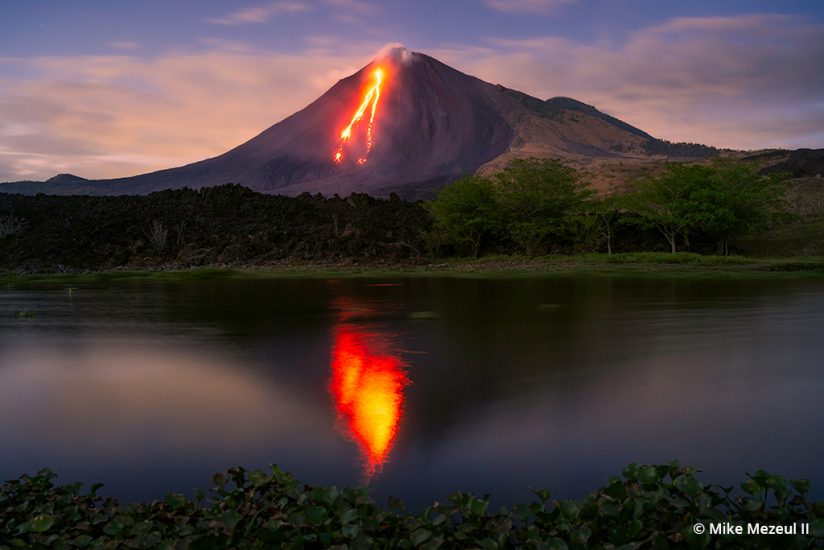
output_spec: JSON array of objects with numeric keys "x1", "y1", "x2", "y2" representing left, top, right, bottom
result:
[
  {"x1": 1, "y1": 463, "x2": 821, "y2": 549},
  {"x1": 1, "y1": 253, "x2": 824, "y2": 287}
]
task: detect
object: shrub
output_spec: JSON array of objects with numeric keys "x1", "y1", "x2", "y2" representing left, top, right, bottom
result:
[{"x1": 1, "y1": 462, "x2": 821, "y2": 548}]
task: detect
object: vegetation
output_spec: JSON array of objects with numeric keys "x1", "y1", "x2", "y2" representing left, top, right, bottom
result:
[
  {"x1": 0, "y1": 158, "x2": 815, "y2": 273},
  {"x1": 1, "y1": 463, "x2": 821, "y2": 549},
  {"x1": 425, "y1": 176, "x2": 502, "y2": 258},
  {"x1": 493, "y1": 159, "x2": 592, "y2": 255},
  {"x1": 0, "y1": 185, "x2": 429, "y2": 272},
  {"x1": 427, "y1": 159, "x2": 593, "y2": 257},
  {"x1": 642, "y1": 139, "x2": 720, "y2": 159},
  {"x1": 428, "y1": 159, "x2": 793, "y2": 258},
  {"x1": 626, "y1": 163, "x2": 789, "y2": 254}
]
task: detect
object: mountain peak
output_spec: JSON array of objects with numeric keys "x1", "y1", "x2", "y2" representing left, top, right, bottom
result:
[{"x1": 2, "y1": 50, "x2": 670, "y2": 198}]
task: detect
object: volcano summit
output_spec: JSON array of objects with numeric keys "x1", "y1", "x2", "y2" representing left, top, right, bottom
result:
[{"x1": 3, "y1": 47, "x2": 685, "y2": 198}]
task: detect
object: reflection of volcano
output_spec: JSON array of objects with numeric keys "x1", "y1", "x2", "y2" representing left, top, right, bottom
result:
[{"x1": 330, "y1": 324, "x2": 409, "y2": 479}]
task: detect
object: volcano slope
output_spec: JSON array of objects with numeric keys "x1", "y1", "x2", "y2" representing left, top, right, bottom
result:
[{"x1": 0, "y1": 48, "x2": 701, "y2": 199}]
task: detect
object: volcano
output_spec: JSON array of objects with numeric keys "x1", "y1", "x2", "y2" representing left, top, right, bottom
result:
[{"x1": 3, "y1": 47, "x2": 682, "y2": 198}]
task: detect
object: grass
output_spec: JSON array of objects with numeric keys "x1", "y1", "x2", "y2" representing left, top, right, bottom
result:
[{"x1": 1, "y1": 253, "x2": 823, "y2": 287}]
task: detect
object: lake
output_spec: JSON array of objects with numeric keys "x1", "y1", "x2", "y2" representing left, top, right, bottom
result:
[{"x1": 1, "y1": 274, "x2": 823, "y2": 509}]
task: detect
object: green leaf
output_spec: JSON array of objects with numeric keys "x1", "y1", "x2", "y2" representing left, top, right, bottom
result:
[
  {"x1": 600, "y1": 501, "x2": 619, "y2": 517},
  {"x1": 622, "y1": 463, "x2": 639, "y2": 480},
  {"x1": 164, "y1": 493, "x2": 187, "y2": 510},
  {"x1": 559, "y1": 500, "x2": 579, "y2": 520},
  {"x1": 222, "y1": 509, "x2": 242, "y2": 530},
  {"x1": 477, "y1": 538, "x2": 499, "y2": 550},
  {"x1": 410, "y1": 527, "x2": 431, "y2": 546},
  {"x1": 470, "y1": 497, "x2": 489, "y2": 516},
  {"x1": 674, "y1": 475, "x2": 703, "y2": 498},
  {"x1": 638, "y1": 466, "x2": 658, "y2": 485},
  {"x1": 603, "y1": 481, "x2": 627, "y2": 500},
  {"x1": 312, "y1": 485, "x2": 338, "y2": 505},
  {"x1": 27, "y1": 514, "x2": 54, "y2": 533},
  {"x1": 340, "y1": 508, "x2": 358, "y2": 525},
  {"x1": 249, "y1": 471, "x2": 267, "y2": 487},
  {"x1": 545, "y1": 536, "x2": 569, "y2": 550},
  {"x1": 430, "y1": 513, "x2": 446, "y2": 527},
  {"x1": 532, "y1": 488, "x2": 551, "y2": 503},
  {"x1": 305, "y1": 506, "x2": 327, "y2": 526},
  {"x1": 70, "y1": 534, "x2": 94, "y2": 547},
  {"x1": 341, "y1": 524, "x2": 360, "y2": 539}
]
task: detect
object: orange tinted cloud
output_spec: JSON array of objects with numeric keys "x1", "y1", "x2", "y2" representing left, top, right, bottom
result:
[
  {"x1": 1, "y1": 15, "x2": 822, "y2": 183},
  {"x1": 0, "y1": 43, "x2": 378, "y2": 181}
]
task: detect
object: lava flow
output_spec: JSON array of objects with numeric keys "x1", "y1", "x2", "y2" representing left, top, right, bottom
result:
[
  {"x1": 333, "y1": 67, "x2": 383, "y2": 166},
  {"x1": 330, "y1": 324, "x2": 408, "y2": 478}
]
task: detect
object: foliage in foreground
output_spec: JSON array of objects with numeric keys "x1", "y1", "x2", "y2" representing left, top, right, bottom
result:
[{"x1": 1, "y1": 463, "x2": 822, "y2": 549}]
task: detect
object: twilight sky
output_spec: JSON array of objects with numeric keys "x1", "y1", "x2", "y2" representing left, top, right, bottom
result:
[{"x1": 1, "y1": 0, "x2": 822, "y2": 182}]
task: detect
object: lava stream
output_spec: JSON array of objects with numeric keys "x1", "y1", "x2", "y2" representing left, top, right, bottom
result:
[{"x1": 334, "y1": 67, "x2": 383, "y2": 166}]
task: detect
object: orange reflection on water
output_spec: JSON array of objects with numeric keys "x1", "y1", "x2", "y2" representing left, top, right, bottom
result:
[{"x1": 330, "y1": 325, "x2": 408, "y2": 478}]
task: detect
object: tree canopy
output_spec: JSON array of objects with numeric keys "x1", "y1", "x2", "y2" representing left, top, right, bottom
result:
[
  {"x1": 427, "y1": 158, "x2": 592, "y2": 256},
  {"x1": 626, "y1": 162, "x2": 789, "y2": 254}
]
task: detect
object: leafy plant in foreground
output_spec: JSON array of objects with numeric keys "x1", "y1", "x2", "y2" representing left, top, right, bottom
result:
[{"x1": 1, "y1": 462, "x2": 822, "y2": 549}]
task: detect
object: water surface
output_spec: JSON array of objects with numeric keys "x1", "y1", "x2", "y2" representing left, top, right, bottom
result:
[{"x1": 1, "y1": 275, "x2": 822, "y2": 508}]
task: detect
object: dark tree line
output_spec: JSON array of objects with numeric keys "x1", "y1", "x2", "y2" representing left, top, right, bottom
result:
[{"x1": 0, "y1": 185, "x2": 430, "y2": 272}]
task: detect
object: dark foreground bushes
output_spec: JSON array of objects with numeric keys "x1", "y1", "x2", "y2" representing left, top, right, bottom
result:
[
  {"x1": 0, "y1": 185, "x2": 431, "y2": 272},
  {"x1": 1, "y1": 463, "x2": 822, "y2": 549}
]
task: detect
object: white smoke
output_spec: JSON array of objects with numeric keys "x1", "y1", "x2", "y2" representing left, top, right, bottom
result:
[{"x1": 375, "y1": 43, "x2": 417, "y2": 65}]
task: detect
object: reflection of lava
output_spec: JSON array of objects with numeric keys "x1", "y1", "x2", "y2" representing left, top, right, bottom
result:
[{"x1": 330, "y1": 325, "x2": 408, "y2": 478}]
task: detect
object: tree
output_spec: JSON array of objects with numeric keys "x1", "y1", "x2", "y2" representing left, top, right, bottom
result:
[
  {"x1": 584, "y1": 195, "x2": 625, "y2": 255},
  {"x1": 628, "y1": 162, "x2": 790, "y2": 255},
  {"x1": 426, "y1": 176, "x2": 504, "y2": 257},
  {"x1": 627, "y1": 164, "x2": 708, "y2": 253},
  {"x1": 493, "y1": 158, "x2": 592, "y2": 255},
  {"x1": 686, "y1": 162, "x2": 788, "y2": 255}
]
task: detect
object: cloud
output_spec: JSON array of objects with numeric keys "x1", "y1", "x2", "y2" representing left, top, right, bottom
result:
[
  {"x1": 0, "y1": 41, "x2": 381, "y2": 181},
  {"x1": 2, "y1": 16, "x2": 823, "y2": 182},
  {"x1": 432, "y1": 14, "x2": 824, "y2": 150},
  {"x1": 485, "y1": 0, "x2": 575, "y2": 15},
  {"x1": 109, "y1": 41, "x2": 140, "y2": 51},
  {"x1": 207, "y1": 1, "x2": 311, "y2": 25},
  {"x1": 322, "y1": 0, "x2": 374, "y2": 15}
]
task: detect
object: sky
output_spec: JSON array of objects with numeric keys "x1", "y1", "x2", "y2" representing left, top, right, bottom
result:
[{"x1": 1, "y1": 0, "x2": 823, "y2": 182}]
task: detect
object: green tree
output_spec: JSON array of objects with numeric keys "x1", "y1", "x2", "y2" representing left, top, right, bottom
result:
[
  {"x1": 582, "y1": 194, "x2": 625, "y2": 254},
  {"x1": 686, "y1": 162, "x2": 788, "y2": 255},
  {"x1": 627, "y1": 164, "x2": 708, "y2": 253},
  {"x1": 493, "y1": 158, "x2": 592, "y2": 255},
  {"x1": 628, "y1": 162, "x2": 790, "y2": 255},
  {"x1": 426, "y1": 176, "x2": 503, "y2": 257}
]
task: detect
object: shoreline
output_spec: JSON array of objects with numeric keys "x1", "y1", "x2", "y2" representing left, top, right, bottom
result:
[{"x1": 2, "y1": 253, "x2": 824, "y2": 285}]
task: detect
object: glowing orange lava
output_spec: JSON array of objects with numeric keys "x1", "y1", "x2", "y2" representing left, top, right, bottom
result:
[
  {"x1": 330, "y1": 325, "x2": 408, "y2": 478},
  {"x1": 333, "y1": 67, "x2": 383, "y2": 166}
]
